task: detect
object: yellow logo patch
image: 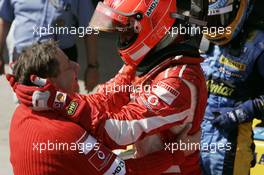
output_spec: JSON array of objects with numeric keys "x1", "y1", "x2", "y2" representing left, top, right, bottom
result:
[
  {"x1": 67, "y1": 101, "x2": 78, "y2": 115},
  {"x1": 219, "y1": 55, "x2": 246, "y2": 71},
  {"x1": 207, "y1": 80, "x2": 235, "y2": 97}
]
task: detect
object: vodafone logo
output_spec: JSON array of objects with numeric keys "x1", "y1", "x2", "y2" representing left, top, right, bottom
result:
[
  {"x1": 147, "y1": 95, "x2": 159, "y2": 106},
  {"x1": 88, "y1": 145, "x2": 113, "y2": 171},
  {"x1": 97, "y1": 150, "x2": 105, "y2": 160}
]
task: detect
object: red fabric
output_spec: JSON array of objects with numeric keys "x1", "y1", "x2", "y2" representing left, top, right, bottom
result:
[
  {"x1": 10, "y1": 104, "x2": 176, "y2": 175},
  {"x1": 11, "y1": 57, "x2": 207, "y2": 174},
  {"x1": 73, "y1": 57, "x2": 207, "y2": 174},
  {"x1": 6, "y1": 74, "x2": 17, "y2": 91},
  {"x1": 126, "y1": 150, "x2": 184, "y2": 175},
  {"x1": 10, "y1": 105, "x2": 97, "y2": 175}
]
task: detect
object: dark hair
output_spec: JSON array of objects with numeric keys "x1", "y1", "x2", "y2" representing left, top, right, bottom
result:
[{"x1": 13, "y1": 40, "x2": 60, "y2": 85}]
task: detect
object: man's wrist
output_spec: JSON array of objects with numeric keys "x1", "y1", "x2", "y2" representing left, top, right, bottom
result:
[
  {"x1": 230, "y1": 108, "x2": 251, "y2": 123},
  {"x1": 87, "y1": 62, "x2": 99, "y2": 69}
]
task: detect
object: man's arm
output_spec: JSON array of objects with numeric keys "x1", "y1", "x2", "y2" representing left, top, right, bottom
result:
[
  {"x1": 0, "y1": 18, "x2": 11, "y2": 74},
  {"x1": 24, "y1": 116, "x2": 178, "y2": 175},
  {"x1": 76, "y1": 0, "x2": 100, "y2": 92},
  {"x1": 10, "y1": 65, "x2": 195, "y2": 149},
  {"x1": 0, "y1": 0, "x2": 14, "y2": 74},
  {"x1": 212, "y1": 52, "x2": 264, "y2": 131},
  {"x1": 84, "y1": 34, "x2": 100, "y2": 92},
  {"x1": 56, "y1": 125, "x2": 182, "y2": 175},
  {"x1": 76, "y1": 74, "x2": 193, "y2": 149},
  {"x1": 8, "y1": 62, "x2": 134, "y2": 112}
]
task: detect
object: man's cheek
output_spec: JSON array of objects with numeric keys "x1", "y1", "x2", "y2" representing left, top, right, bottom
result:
[
  {"x1": 67, "y1": 74, "x2": 78, "y2": 92},
  {"x1": 73, "y1": 81, "x2": 80, "y2": 93}
]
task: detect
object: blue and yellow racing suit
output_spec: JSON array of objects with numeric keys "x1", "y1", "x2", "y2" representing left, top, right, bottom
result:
[{"x1": 200, "y1": 30, "x2": 264, "y2": 175}]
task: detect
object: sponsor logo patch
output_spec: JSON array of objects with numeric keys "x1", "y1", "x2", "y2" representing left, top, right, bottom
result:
[
  {"x1": 89, "y1": 145, "x2": 114, "y2": 171},
  {"x1": 104, "y1": 157, "x2": 126, "y2": 175},
  {"x1": 206, "y1": 79, "x2": 235, "y2": 97},
  {"x1": 53, "y1": 91, "x2": 67, "y2": 109},
  {"x1": 219, "y1": 55, "x2": 246, "y2": 71},
  {"x1": 153, "y1": 82, "x2": 180, "y2": 105},
  {"x1": 67, "y1": 101, "x2": 78, "y2": 115},
  {"x1": 218, "y1": 67, "x2": 242, "y2": 78},
  {"x1": 147, "y1": 95, "x2": 159, "y2": 106},
  {"x1": 111, "y1": 160, "x2": 125, "y2": 175},
  {"x1": 157, "y1": 82, "x2": 180, "y2": 97},
  {"x1": 146, "y1": 0, "x2": 159, "y2": 16}
]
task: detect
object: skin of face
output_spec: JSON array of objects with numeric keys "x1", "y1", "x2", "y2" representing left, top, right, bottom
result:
[{"x1": 50, "y1": 48, "x2": 80, "y2": 94}]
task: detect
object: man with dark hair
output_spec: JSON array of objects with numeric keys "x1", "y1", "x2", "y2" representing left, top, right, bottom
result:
[
  {"x1": 13, "y1": 40, "x2": 79, "y2": 93},
  {"x1": 8, "y1": 40, "x2": 194, "y2": 175},
  {"x1": 13, "y1": 41, "x2": 60, "y2": 85}
]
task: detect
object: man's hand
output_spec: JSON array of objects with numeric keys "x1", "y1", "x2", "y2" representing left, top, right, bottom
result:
[
  {"x1": 212, "y1": 107, "x2": 251, "y2": 132},
  {"x1": 6, "y1": 74, "x2": 91, "y2": 124},
  {"x1": 6, "y1": 74, "x2": 67, "y2": 110},
  {"x1": 118, "y1": 64, "x2": 136, "y2": 77},
  {"x1": 0, "y1": 56, "x2": 5, "y2": 75},
  {"x1": 84, "y1": 66, "x2": 99, "y2": 92},
  {"x1": 97, "y1": 64, "x2": 136, "y2": 94}
]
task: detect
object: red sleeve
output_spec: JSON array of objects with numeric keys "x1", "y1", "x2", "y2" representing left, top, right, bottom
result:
[
  {"x1": 66, "y1": 74, "x2": 192, "y2": 149},
  {"x1": 59, "y1": 71, "x2": 133, "y2": 132},
  {"x1": 61, "y1": 65, "x2": 201, "y2": 152},
  {"x1": 95, "y1": 76, "x2": 192, "y2": 149},
  {"x1": 10, "y1": 106, "x2": 128, "y2": 175},
  {"x1": 92, "y1": 64, "x2": 136, "y2": 113},
  {"x1": 62, "y1": 128, "x2": 183, "y2": 175},
  {"x1": 125, "y1": 150, "x2": 185, "y2": 175},
  {"x1": 94, "y1": 71, "x2": 132, "y2": 113},
  {"x1": 45, "y1": 122, "x2": 127, "y2": 175}
]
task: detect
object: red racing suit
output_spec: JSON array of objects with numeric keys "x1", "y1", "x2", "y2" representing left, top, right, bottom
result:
[
  {"x1": 70, "y1": 56, "x2": 207, "y2": 174},
  {"x1": 9, "y1": 65, "x2": 186, "y2": 175},
  {"x1": 11, "y1": 55, "x2": 207, "y2": 174},
  {"x1": 10, "y1": 104, "x2": 183, "y2": 175}
]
